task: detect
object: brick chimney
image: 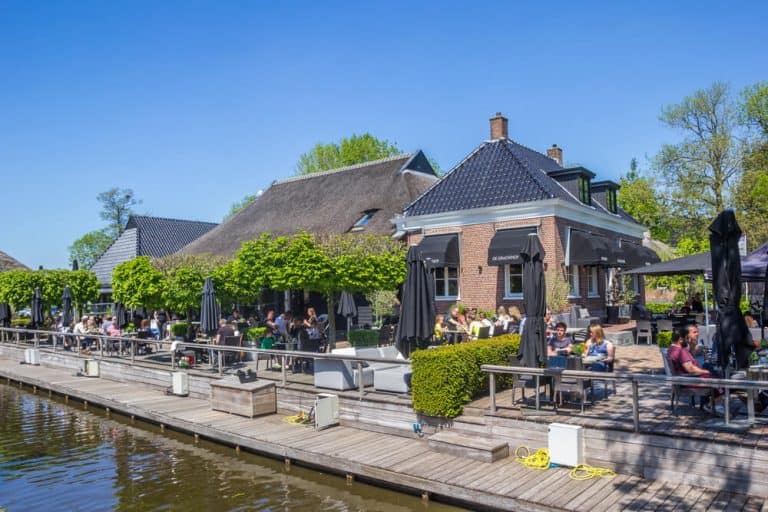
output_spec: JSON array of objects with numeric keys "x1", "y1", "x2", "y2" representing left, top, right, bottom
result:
[
  {"x1": 490, "y1": 112, "x2": 508, "y2": 140},
  {"x1": 547, "y1": 144, "x2": 563, "y2": 166}
]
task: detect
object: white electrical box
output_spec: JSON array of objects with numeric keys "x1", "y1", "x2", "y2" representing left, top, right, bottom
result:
[
  {"x1": 548, "y1": 423, "x2": 584, "y2": 467},
  {"x1": 24, "y1": 348, "x2": 40, "y2": 365},
  {"x1": 172, "y1": 371, "x2": 189, "y2": 396},
  {"x1": 314, "y1": 393, "x2": 339, "y2": 430},
  {"x1": 84, "y1": 359, "x2": 100, "y2": 377}
]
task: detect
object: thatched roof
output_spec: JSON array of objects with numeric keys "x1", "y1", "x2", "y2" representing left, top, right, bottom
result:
[
  {"x1": 181, "y1": 151, "x2": 438, "y2": 257},
  {"x1": 0, "y1": 250, "x2": 28, "y2": 272}
]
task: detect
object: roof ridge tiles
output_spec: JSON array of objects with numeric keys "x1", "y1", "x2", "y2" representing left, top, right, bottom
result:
[
  {"x1": 275, "y1": 153, "x2": 414, "y2": 186},
  {"x1": 129, "y1": 214, "x2": 218, "y2": 226}
]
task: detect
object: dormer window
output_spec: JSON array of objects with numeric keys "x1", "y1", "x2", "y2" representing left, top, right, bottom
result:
[
  {"x1": 578, "y1": 176, "x2": 591, "y2": 205},
  {"x1": 350, "y1": 210, "x2": 377, "y2": 231},
  {"x1": 606, "y1": 189, "x2": 617, "y2": 213}
]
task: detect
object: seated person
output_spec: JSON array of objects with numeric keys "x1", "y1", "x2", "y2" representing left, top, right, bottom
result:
[
  {"x1": 585, "y1": 324, "x2": 615, "y2": 372},
  {"x1": 547, "y1": 322, "x2": 574, "y2": 356},
  {"x1": 467, "y1": 311, "x2": 481, "y2": 340},
  {"x1": 507, "y1": 306, "x2": 522, "y2": 334},
  {"x1": 434, "y1": 314, "x2": 446, "y2": 342},
  {"x1": 744, "y1": 312, "x2": 759, "y2": 329},
  {"x1": 446, "y1": 307, "x2": 468, "y2": 343},
  {"x1": 668, "y1": 328, "x2": 710, "y2": 377},
  {"x1": 494, "y1": 306, "x2": 510, "y2": 332}
]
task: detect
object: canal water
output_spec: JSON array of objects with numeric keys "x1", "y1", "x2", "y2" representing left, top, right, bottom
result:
[{"x1": 0, "y1": 384, "x2": 467, "y2": 511}]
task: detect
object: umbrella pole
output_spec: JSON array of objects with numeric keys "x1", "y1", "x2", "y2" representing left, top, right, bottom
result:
[{"x1": 704, "y1": 283, "x2": 710, "y2": 332}]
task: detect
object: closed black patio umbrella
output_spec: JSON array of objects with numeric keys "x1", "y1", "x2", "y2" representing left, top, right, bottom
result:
[
  {"x1": 114, "y1": 302, "x2": 129, "y2": 329},
  {"x1": 337, "y1": 291, "x2": 357, "y2": 341},
  {"x1": 396, "y1": 246, "x2": 435, "y2": 357},
  {"x1": 519, "y1": 234, "x2": 547, "y2": 368},
  {"x1": 709, "y1": 210, "x2": 750, "y2": 370},
  {"x1": 200, "y1": 277, "x2": 220, "y2": 336},
  {"x1": 0, "y1": 303, "x2": 10, "y2": 328},
  {"x1": 71, "y1": 259, "x2": 79, "y2": 271},
  {"x1": 61, "y1": 286, "x2": 73, "y2": 328},
  {"x1": 31, "y1": 287, "x2": 44, "y2": 329}
]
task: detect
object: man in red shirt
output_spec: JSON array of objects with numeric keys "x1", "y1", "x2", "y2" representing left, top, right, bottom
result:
[{"x1": 668, "y1": 329, "x2": 709, "y2": 376}]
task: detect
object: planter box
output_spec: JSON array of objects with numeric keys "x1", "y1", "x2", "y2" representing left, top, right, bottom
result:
[{"x1": 210, "y1": 378, "x2": 276, "y2": 418}]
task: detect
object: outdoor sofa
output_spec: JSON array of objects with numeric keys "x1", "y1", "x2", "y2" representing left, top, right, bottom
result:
[{"x1": 313, "y1": 346, "x2": 411, "y2": 393}]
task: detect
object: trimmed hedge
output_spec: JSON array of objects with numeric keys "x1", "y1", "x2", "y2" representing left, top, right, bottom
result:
[
  {"x1": 657, "y1": 331, "x2": 672, "y2": 348},
  {"x1": 645, "y1": 303, "x2": 673, "y2": 314},
  {"x1": 411, "y1": 334, "x2": 521, "y2": 418},
  {"x1": 245, "y1": 327, "x2": 267, "y2": 341},
  {"x1": 349, "y1": 329, "x2": 379, "y2": 347},
  {"x1": 171, "y1": 322, "x2": 187, "y2": 337}
]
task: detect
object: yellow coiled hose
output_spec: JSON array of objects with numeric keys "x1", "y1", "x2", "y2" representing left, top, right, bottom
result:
[{"x1": 515, "y1": 446, "x2": 616, "y2": 480}]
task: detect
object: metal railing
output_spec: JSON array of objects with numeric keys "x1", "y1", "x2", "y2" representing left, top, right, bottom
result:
[
  {"x1": 481, "y1": 364, "x2": 768, "y2": 432},
  {"x1": 0, "y1": 327, "x2": 410, "y2": 398}
]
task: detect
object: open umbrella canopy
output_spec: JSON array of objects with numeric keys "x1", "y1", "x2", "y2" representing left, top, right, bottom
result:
[
  {"x1": 519, "y1": 234, "x2": 547, "y2": 368},
  {"x1": 61, "y1": 286, "x2": 73, "y2": 328},
  {"x1": 709, "y1": 211, "x2": 750, "y2": 369},
  {"x1": 0, "y1": 303, "x2": 11, "y2": 328},
  {"x1": 200, "y1": 277, "x2": 220, "y2": 336},
  {"x1": 396, "y1": 246, "x2": 435, "y2": 357},
  {"x1": 31, "y1": 287, "x2": 44, "y2": 328},
  {"x1": 337, "y1": 291, "x2": 357, "y2": 340}
]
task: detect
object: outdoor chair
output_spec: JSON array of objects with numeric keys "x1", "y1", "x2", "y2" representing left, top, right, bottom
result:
[
  {"x1": 660, "y1": 348, "x2": 713, "y2": 415},
  {"x1": 477, "y1": 326, "x2": 491, "y2": 339},
  {"x1": 657, "y1": 319, "x2": 674, "y2": 333},
  {"x1": 549, "y1": 356, "x2": 593, "y2": 412},
  {"x1": 313, "y1": 347, "x2": 374, "y2": 391},
  {"x1": 222, "y1": 335, "x2": 243, "y2": 366},
  {"x1": 570, "y1": 306, "x2": 599, "y2": 330},
  {"x1": 636, "y1": 320, "x2": 652, "y2": 344},
  {"x1": 357, "y1": 346, "x2": 412, "y2": 393},
  {"x1": 353, "y1": 306, "x2": 374, "y2": 330}
]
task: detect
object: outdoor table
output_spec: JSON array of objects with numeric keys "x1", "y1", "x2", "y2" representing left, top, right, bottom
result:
[{"x1": 442, "y1": 329, "x2": 467, "y2": 344}]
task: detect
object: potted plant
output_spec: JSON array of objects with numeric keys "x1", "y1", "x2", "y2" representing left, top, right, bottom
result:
[
  {"x1": 171, "y1": 322, "x2": 188, "y2": 341},
  {"x1": 571, "y1": 343, "x2": 586, "y2": 357}
]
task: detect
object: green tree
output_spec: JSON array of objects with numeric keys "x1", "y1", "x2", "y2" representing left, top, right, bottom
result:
[
  {"x1": 296, "y1": 133, "x2": 401, "y2": 175},
  {"x1": 0, "y1": 270, "x2": 36, "y2": 310},
  {"x1": 68, "y1": 229, "x2": 113, "y2": 269},
  {"x1": 98, "y1": 187, "x2": 141, "y2": 237},
  {"x1": 112, "y1": 256, "x2": 164, "y2": 310},
  {"x1": 654, "y1": 82, "x2": 743, "y2": 237},
  {"x1": 0, "y1": 269, "x2": 98, "y2": 315},
  {"x1": 224, "y1": 192, "x2": 260, "y2": 221},
  {"x1": 617, "y1": 160, "x2": 672, "y2": 242},
  {"x1": 735, "y1": 82, "x2": 768, "y2": 248},
  {"x1": 154, "y1": 254, "x2": 225, "y2": 317}
]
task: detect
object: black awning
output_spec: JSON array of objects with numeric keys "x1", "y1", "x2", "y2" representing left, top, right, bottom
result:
[
  {"x1": 418, "y1": 234, "x2": 459, "y2": 266},
  {"x1": 568, "y1": 229, "x2": 611, "y2": 266},
  {"x1": 487, "y1": 227, "x2": 537, "y2": 266},
  {"x1": 618, "y1": 241, "x2": 661, "y2": 268}
]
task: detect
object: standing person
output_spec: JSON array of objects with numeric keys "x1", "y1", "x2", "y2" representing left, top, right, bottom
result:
[
  {"x1": 585, "y1": 324, "x2": 615, "y2": 372},
  {"x1": 264, "y1": 309, "x2": 279, "y2": 337}
]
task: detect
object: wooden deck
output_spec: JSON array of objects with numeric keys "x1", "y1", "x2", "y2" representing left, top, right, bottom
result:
[{"x1": 1, "y1": 358, "x2": 766, "y2": 511}]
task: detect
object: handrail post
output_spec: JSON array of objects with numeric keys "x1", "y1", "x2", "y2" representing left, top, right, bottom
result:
[
  {"x1": 218, "y1": 350, "x2": 223, "y2": 376},
  {"x1": 130, "y1": 340, "x2": 135, "y2": 365},
  {"x1": 281, "y1": 354, "x2": 287, "y2": 386},
  {"x1": 100, "y1": 336, "x2": 104, "y2": 359},
  {"x1": 357, "y1": 361, "x2": 364, "y2": 398},
  {"x1": 632, "y1": 379, "x2": 640, "y2": 433},
  {"x1": 724, "y1": 386, "x2": 730, "y2": 425},
  {"x1": 489, "y1": 372, "x2": 496, "y2": 414}
]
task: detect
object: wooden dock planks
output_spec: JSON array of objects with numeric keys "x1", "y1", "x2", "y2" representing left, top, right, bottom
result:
[{"x1": 1, "y1": 356, "x2": 766, "y2": 512}]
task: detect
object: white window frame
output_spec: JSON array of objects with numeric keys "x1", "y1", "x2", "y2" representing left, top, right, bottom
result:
[
  {"x1": 434, "y1": 266, "x2": 460, "y2": 300},
  {"x1": 631, "y1": 274, "x2": 640, "y2": 294},
  {"x1": 588, "y1": 267, "x2": 600, "y2": 297},
  {"x1": 566, "y1": 264, "x2": 580, "y2": 298},
  {"x1": 504, "y1": 263, "x2": 524, "y2": 299}
]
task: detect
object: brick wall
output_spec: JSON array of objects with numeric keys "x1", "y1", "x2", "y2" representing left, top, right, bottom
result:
[{"x1": 406, "y1": 216, "x2": 644, "y2": 319}]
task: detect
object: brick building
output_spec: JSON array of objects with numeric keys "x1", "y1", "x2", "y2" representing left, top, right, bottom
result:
[{"x1": 393, "y1": 113, "x2": 659, "y2": 318}]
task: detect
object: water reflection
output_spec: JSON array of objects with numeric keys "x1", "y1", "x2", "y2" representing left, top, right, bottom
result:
[{"x1": 0, "y1": 384, "x2": 465, "y2": 511}]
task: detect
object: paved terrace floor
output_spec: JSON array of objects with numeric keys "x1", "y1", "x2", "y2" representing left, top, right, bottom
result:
[{"x1": 1, "y1": 358, "x2": 766, "y2": 512}]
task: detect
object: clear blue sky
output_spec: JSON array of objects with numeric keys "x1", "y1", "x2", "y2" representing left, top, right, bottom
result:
[{"x1": 1, "y1": 1, "x2": 766, "y2": 269}]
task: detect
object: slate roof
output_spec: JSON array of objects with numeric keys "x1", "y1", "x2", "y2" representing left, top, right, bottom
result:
[
  {"x1": 404, "y1": 138, "x2": 639, "y2": 225},
  {"x1": 0, "y1": 250, "x2": 28, "y2": 272},
  {"x1": 90, "y1": 216, "x2": 217, "y2": 288},
  {"x1": 181, "y1": 151, "x2": 438, "y2": 257},
  {"x1": 126, "y1": 216, "x2": 218, "y2": 258},
  {"x1": 405, "y1": 139, "x2": 576, "y2": 217}
]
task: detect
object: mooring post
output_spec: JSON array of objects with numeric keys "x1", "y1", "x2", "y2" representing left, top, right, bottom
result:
[{"x1": 489, "y1": 373, "x2": 496, "y2": 414}]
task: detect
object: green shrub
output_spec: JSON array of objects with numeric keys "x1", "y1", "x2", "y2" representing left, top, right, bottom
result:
[
  {"x1": 245, "y1": 327, "x2": 267, "y2": 341},
  {"x1": 411, "y1": 334, "x2": 520, "y2": 418},
  {"x1": 657, "y1": 331, "x2": 672, "y2": 348},
  {"x1": 349, "y1": 329, "x2": 379, "y2": 347},
  {"x1": 171, "y1": 322, "x2": 187, "y2": 337},
  {"x1": 11, "y1": 318, "x2": 30, "y2": 327},
  {"x1": 645, "y1": 303, "x2": 673, "y2": 314}
]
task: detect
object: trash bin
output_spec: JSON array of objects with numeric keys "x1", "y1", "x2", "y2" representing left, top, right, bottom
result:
[{"x1": 242, "y1": 339, "x2": 259, "y2": 362}]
